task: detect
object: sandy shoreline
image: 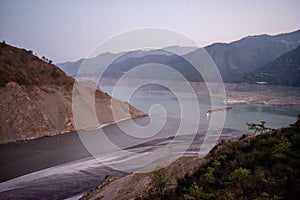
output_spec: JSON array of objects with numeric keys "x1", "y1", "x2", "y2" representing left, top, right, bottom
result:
[
  {"x1": 1, "y1": 115, "x2": 147, "y2": 145},
  {"x1": 223, "y1": 83, "x2": 300, "y2": 107}
]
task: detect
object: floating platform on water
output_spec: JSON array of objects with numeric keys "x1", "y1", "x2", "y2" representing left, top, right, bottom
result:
[{"x1": 206, "y1": 107, "x2": 232, "y2": 115}]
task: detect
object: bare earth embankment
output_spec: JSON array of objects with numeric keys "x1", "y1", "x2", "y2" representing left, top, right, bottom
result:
[{"x1": 0, "y1": 43, "x2": 146, "y2": 143}]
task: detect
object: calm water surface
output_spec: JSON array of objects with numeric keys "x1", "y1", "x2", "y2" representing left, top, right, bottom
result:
[{"x1": 103, "y1": 85, "x2": 299, "y2": 131}]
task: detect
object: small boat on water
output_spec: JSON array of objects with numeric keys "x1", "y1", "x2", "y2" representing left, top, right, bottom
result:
[{"x1": 206, "y1": 107, "x2": 232, "y2": 115}]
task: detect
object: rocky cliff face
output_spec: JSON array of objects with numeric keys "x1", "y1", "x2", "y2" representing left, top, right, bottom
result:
[{"x1": 0, "y1": 43, "x2": 145, "y2": 143}]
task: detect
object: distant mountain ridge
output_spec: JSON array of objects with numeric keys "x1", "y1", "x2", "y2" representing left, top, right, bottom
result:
[
  {"x1": 57, "y1": 29, "x2": 300, "y2": 85},
  {"x1": 240, "y1": 46, "x2": 300, "y2": 86},
  {"x1": 202, "y1": 29, "x2": 300, "y2": 81}
]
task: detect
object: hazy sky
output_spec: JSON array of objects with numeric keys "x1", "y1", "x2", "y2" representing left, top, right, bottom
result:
[{"x1": 0, "y1": 0, "x2": 300, "y2": 63}]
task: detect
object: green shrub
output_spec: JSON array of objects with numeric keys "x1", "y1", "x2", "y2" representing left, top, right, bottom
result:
[{"x1": 140, "y1": 117, "x2": 300, "y2": 199}]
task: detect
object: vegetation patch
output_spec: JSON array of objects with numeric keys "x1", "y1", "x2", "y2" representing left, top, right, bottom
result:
[
  {"x1": 0, "y1": 42, "x2": 73, "y2": 87},
  {"x1": 139, "y1": 117, "x2": 300, "y2": 200}
]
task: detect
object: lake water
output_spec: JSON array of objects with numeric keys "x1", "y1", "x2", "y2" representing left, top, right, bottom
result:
[
  {"x1": 102, "y1": 85, "x2": 299, "y2": 132},
  {"x1": 0, "y1": 84, "x2": 299, "y2": 199}
]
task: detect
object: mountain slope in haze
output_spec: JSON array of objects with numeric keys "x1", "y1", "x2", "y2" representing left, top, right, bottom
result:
[
  {"x1": 56, "y1": 47, "x2": 196, "y2": 78},
  {"x1": 57, "y1": 51, "x2": 123, "y2": 77},
  {"x1": 57, "y1": 49, "x2": 205, "y2": 84},
  {"x1": 0, "y1": 42, "x2": 145, "y2": 144},
  {"x1": 201, "y1": 29, "x2": 300, "y2": 81},
  {"x1": 101, "y1": 52, "x2": 204, "y2": 82},
  {"x1": 57, "y1": 58, "x2": 84, "y2": 77},
  {"x1": 57, "y1": 29, "x2": 300, "y2": 84},
  {"x1": 240, "y1": 46, "x2": 300, "y2": 86}
]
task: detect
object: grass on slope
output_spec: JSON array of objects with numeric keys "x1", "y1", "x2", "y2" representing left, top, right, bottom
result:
[
  {"x1": 0, "y1": 42, "x2": 73, "y2": 87},
  {"x1": 140, "y1": 117, "x2": 300, "y2": 200}
]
